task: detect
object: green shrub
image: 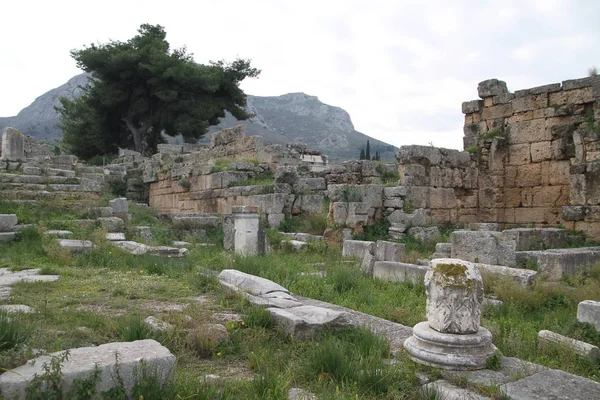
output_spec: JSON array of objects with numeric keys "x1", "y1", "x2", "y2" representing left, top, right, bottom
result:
[
  {"x1": 243, "y1": 307, "x2": 275, "y2": 330},
  {"x1": 353, "y1": 218, "x2": 390, "y2": 241},
  {"x1": 116, "y1": 315, "x2": 161, "y2": 342},
  {"x1": 178, "y1": 178, "x2": 191, "y2": 190},
  {"x1": 108, "y1": 180, "x2": 127, "y2": 197}
]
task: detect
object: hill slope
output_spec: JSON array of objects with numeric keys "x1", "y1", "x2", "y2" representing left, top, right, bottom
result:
[{"x1": 0, "y1": 74, "x2": 396, "y2": 161}]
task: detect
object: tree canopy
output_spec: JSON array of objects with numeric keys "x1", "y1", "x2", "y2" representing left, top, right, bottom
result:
[{"x1": 57, "y1": 24, "x2": 260, "y2": 158}]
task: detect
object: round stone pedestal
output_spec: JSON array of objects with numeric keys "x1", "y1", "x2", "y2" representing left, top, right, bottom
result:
[{"x1": 404, "y1": 322, "x2": 497, "y2": 370}]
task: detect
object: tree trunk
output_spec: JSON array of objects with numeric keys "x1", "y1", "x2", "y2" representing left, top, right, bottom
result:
[{"x1": 123, "y1": 118, "x2": 146, "y2": 153}]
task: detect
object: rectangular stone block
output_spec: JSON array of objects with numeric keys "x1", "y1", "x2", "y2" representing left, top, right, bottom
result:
[
  {"x1": 549, "y1": 160, "x2": 570, "y2": 186},
  {"x1": 508, "y1": 143, "x2": 531, "y2": 165},
  {"x1": 578, "y1": 300, "x2": 600, "y2": 332},
  {"x1": 0, "y1": 214, "x2": 18, "y2": 232},
  {"x1": 501, "y1": 369, "x2": 600, "y2": 400},
  {"x1": 538, "y1": 330, "x2": 600, "y2": 364},
  {"x1": 462, "y1": 100, "x2": 483, "y2": 114},
  {"x1": 383, "y1": 186, "x2": 408, "y2": 197},
  {"x1": 530, "y1": 141, "x2": 552, "y2": 162},
  {"x1": 481, "y1": 104, "x2": 513, "y2": 120},
  {"x1": 536, "y1": 247, "x2": 600, "y2": 280},
  {"x1": 516, "y1": 163, "x2": 542, "y2": 187},
  {"x1": 512, "y1": 94, "x2": 548, "y2": 113},
  {"x1": 475, "y1": 262, "x2": 537, "y2": 287},
  {"x1": 342, "y1": 239, "x2": 375, "y2": 259},
  {"x1": 510, "y1": 119, "x2": 549, "y2": 144},
  {"x1": 549, "y1": 87, "x2": 595, "y2": 105},
  {"x1": 373, "y1": 261, "x2": 429, "y2": 284},
  {"x1": 375, "y1": 240, "x2": 406, "y2": 262},
  {"x1": 295, "y1": 178, "x2": 326, "y2": 192}
]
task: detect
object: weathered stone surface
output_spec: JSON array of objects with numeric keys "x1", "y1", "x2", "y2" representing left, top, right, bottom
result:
[
  {"x1": 342, "y1": 240, "x2": 375, "y2": 259},
  {"x1": 267, "y1": 213, "x2": 285, "y2": 228},
  {"x1": 44, "y1": 230, "x2": 74, "y2": 237},
  {"x1": 219, "y1": 269, "x2": 289, "y2": 296},
  {"x1": 1, "y1": 127, "x2": 25, "y2": 160},
  {"x1": 98, "y1": 217, "x2": 125, "y2": 232},
  {"x1": 134, "y1": 226, "x2": 153, "y2": 243},
  {"x1": 361, "y1": 252, "x2": 376, "y2": 275},
  {"x1": 468, "y1": 223, "x2": 499, "y2": 231},
  {"x1": 578, "y1": 300, "x2": 600, "y2": 331},
  {"x1": 422, "y1": 380, "x2": 489, "y2": 400},
  {"x1": 538, "y1": 330, "x2": 600, "y2": 364},
  {"x1": 267, "y1": 305, "x2": 354, "y2": 340},
  {"x1": 0, "y1": 232, "x2": 16, "y2": 242},
  {"x1": 433, "y1": 242, "x2": 452, "y2": 258},
  {"x1": 404, "y1": 322, "x2": 497, "y2": 371},
  {"x1": 474, "y1": 262, "x2": 537, "y2": 287},
  {"x1": 288, "y1": 387, "x2": 317, "y2": 400},
  {"x1": 462, "y1": 100, "x2": 483, "y2": 114},
  {"x1": 108, "y1": 197, "x2": 129, "y2": 216},
  {"x1": 373, "y1": 261, "x2": 429, "y2": 283},
  {"x1": 426, "y1": 259, "x2": 483, "y2": 334},
  {"x1": 57, "y1": 239, "x2": 94, "y2": 253},
  {"x1": 375, "y1": 240, "x2": 405, "y2": 262},
  {"x1": 0, "y1": 340, "x2": 176, "y2": 399},
  {"x1": 275, "y1": 165, "x2": 299, "y2": 185},
  {"x1": 172, "y1": 241, "x2": 192, "y2": 247},
  {"x1": 562, "y1": 205, "x2": 587, "y2": 221},
  {"x1": 530, "y1": 247, "x2": 600, "y2": 280},
  {"x1": 106, "y1": 232, "x2": 126, "y2": 241},
  {"x1": 0, "y1": 214, "x2": 18, "y2": 232},
  {"x1": 501, "y1": 369, "x2": 600, "y2": 400},
  {"x1": 478, "y1": 79, "x2": 509, "y2": 98},
  {"x1": 88, "y1": 207, "x2": 114, "y2": 218},
  {"x1": 500, "y1": 228, "x2": 568, "y2": 251},
  {"x1": 0, "y1": 304, "x2": 36, "y2": 313},
  {"x1": 408, "y1": 226, "x2": 439, "y2": 243},
  {"x1": 383, "y1": 186, "x2": 408, "y2": 197},
  {"x1": 233, "y1": 207, "x2": 263, "y2": 256},
  {"x1": 295, "y1": 178, "x2": 326, "y2": 192},
  {"x1": 294, "y1": 233, "x2": 322, "y2": 242},
  {"x1": 451, "y1": 230, "x2": 504, "y2": 265},
  {"x1": 172, "y1": 215, "x2": 220, "y2": 230},
  {"x1": 284, "y1": 240, "x2": 307, "y2": 251},
  {"x1": 144, "y1": 316, "x2": 175, "y2": 332}
]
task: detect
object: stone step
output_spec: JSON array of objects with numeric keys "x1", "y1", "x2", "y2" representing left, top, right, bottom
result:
[
  {"x1": 0, "y1": 182, "x2": 95, "y2": 192},
  {"x1": 0, "y1": 173, "x2": 81, "y2": 184},
  {"x1": 22, "y1": 166, "x2": 75, "y2": 177},
  {"x1": 0, "y1": 190, "x2": 99, "y2": 200}
]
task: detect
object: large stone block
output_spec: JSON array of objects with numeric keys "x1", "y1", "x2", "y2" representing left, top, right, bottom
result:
[
  {"x1": 109, "y1": 197, "x2": 129, "y2": 216},
  {"x1": 451, "y1": 230, "x2": 504, "y2": 265},
  {"x1": 342, "y1": 239, "x2": 375, "y2": 259},
  {"x1": 578, "y1": 300, "x2": 600, "y2": 331},
  {"x1": 373, "y1": 261, "x2": 429, "y2": 283},
  {"x1": 474, "y1": 262, "x2": 537, "y2": 287},
  {"x1": 535, "y1": 247, "x2": 600, "y2": 280},
  {"x1": 477, "y1": 79, "x2": 509, "y2": 98},
  {"x1": 219, "y1": 269, "x2": 288, "y2": 296},
  {"x1": 375, "y1": 240, "x2": 406, "y2": 262},
  {"x1": 295, "y1": 177, "x2": 326, "y2": 192},
  {"x1": 538, "y1": 330, "x2": 600, "y2": 364},
  {"x1": 267, "y1": 305, "x2": 354, "y2": 340},
  {"x1": 0, "y1": 340, "x2": 176, "y2": 399},
  {"x1": 210, "y1": 125, "x2": 245, "y2": 147},
  {"x1": 98, "y1": 217, "x2": 125, "y2": 232},
  {"x1": 0, "y1": 214, "x2": 18, "y2": 232},
  {"x1": 501, "y1": 369, "x2": 600, "y2": 400},
  {"x1": 500, "y1": 228, "x2": 568, "y2": 251},
  {"x1": 515, "y1": 163, "x2": 542, "y2": 187},
  {"x1": 509, "y1": 119, "x2": 549, "y2": 144},
  {"x1": 1, "y1": 127, "x2": 25, "y2": 161}
]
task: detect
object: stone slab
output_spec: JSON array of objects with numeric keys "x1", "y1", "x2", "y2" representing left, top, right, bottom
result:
[
  {"x1": 44, "y1": 230, "x2": 74, "y2": 237},
  {"x1": 0, "y1": 214, "x2": 18, "y2": 232},
  {"x1": 0, "y1": 304, "x2": 36, "y2": 313},
  {"x1": 267, "y1": 305, "x2": 354, "y2": 340},
  {"x1": 422, "y1": 380, "x2": 490, "y2": 400},
  {"x1": 375, "y1": 240, "x2": 405, "y2": 262},
  {"x1": 538, "y1": 330, "x2": 600, "y2": 364},
  {"x1": 0, "y1": 339, "x2": 176, "y2": 399},
  {"x1": 442, "y1": 357, "x2": 546, "y2": 387},
  {"x1": 106, "y1": 232, "x2": 126, "y2": 241},
  {"x1": 373, "y1": 261, "x2": 429, "y2": 283},
  {"x1": 578, "y1": 300, "x2": 600, "y2": 331},
  {"x1": 342, "y1": 239, "x2": 375, "y2": 259},
  {"x1": 474, "y1": 262, "x2": 537, "y2": 287},
  {"x1": 218, "y1": 269, "x2": 289, "y2": 296},
  {"x1": 500, "y1": 369, "x2": 600, "y2": 400},
  {"x1": 0, "y1": 232, "x2": 16, "y2": 242},
  {"x1": 57, "y1": 239, "x2": 94, "y2": 253}
]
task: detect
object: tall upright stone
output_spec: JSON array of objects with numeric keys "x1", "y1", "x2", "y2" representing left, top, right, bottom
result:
[
  {"x1": 1, "y1": 127, "x2": 25, "y2": 161},
  {"x1": 404, "y1": 258, "x2": 497, "y2": 370},
  {"x1": 233, "y1": 205, "x2": 262, "y2": 256}
]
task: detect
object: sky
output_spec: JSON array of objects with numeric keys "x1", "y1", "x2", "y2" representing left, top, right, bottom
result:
[{"x1": 1, "y1": 0, "x2": 599, "y2": 150}]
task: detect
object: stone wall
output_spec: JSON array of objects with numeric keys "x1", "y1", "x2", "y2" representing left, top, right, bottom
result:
[{"x1": 462, "y1": 76, "x2": 599, "y2": 238}]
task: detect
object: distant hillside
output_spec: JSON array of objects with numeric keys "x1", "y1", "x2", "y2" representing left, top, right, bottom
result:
[{"x1": 0, "y1": 74, "x2": 397, "y2": 161}]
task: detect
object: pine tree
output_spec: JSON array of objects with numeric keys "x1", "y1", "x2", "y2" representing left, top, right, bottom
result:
[{"x1": 365, "y1": 140, "x2": 371, "y2": 160}]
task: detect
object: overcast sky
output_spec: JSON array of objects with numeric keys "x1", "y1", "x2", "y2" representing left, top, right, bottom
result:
[{"x1": 1, "y1": 0, "x2": 598, "y2": 149}]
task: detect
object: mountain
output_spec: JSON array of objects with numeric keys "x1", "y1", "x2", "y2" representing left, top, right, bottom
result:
[{"x1": 0, "y1": 74, "x2": 397, "y2": 161}]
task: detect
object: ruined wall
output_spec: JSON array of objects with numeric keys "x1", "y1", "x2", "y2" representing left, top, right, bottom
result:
[{"x1": 462, "y1": 76, "x2": 600, "y2": 237}]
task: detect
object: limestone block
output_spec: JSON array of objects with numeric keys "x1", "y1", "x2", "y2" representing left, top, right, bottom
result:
[
  {"x1": 477, "y1": 79, "x2": 509, "y2": 98},
  {"x1": 172, "y1": 215, "x2": 220, "y2": 230},
  {"x1": 408, "y1": 227, "x2": 440, "y2": 243},
  {"x1": 426, "y1": 259, "x2": 483, "y2": 334},
  {"x1": 538, "y1": 330, "x2": 600, "y2": 364},
  {"x1": 223, "y1": 215, "x2": 234, "y2": 250},
  {"x1": 345, "y1": 203, "x2": 370, "y2": 228},
  {"x1": 474, "y1": 262, "x2": 537, "y2": 287},
  {"x1": 233, "y1": 209, "x2": 261, "y2": 256},
  {"x1": 211, "y1": 125, "x2": 245, "y2": 147},
  {"x1": 510, "y1": 119, "x2": 549, "y2": 144},
  {"x1": 294, "y1": 233, "x2": 322, "y2": 242},
  {"x1": 535, "y1": 247, "x2": 600, "y2": 280},
  {"x1": 0, "y1": 340, "x2": 176, "y2": 399},
  {"x1": 451, "y1": 230, "x2": 503, "y2": 265},
  {"x1": 500, "y1": 228, "x2": 568, "y2": 251},
  {"x1": 549, "y1": 87, "x2": 595, "y2": 105},
  {"x1": 0, "y1": 214, "x2": 18, "y2": 232},
  {"x1": 109, "y1": 197, "x2": 129, "y2": 216},
  {"x1": 106, "y1": 232, "x2": 126, "y2": 241},
  {"x1": 530, "y1": 141, "x2": 552, "y2": 162},
  {"x1": 298, "y1": 195, "x2": 324, "y2": 215},
  {"x1": 373, "y1": 261, "x2": 429, "y2": 283},
  {"x1": 1, "y1": 127, "x2": 25, "y2": 160},
  {"x1": 433, "y1": 242, "x2": 452, "y2": 259},
  {"x1": 398, "y1": 164, "x2": 427, "y2": 186},
  {"x1": 375, "y1": 240, "x2": 406, "y2": 262},
  {"x1": 0, "y1": 232, "x2": 16, "y2": 242},
  {"x1": 284, "y1": 240, "x2": 307, "y2": 251},
  {"x1": 422, "y1": 381, "x2": 489, "y2": 400},
  {"x1": 481, "y1": 104, "x2": 513, "y2": 120},
  {"x1": 462, "y1": 100, "x2": 483, "y2": 114},
  {"x1": 248, "y1": 194, "x2": 286, "y2": 215},
  {"x1": 512, "y1": 94, "x2": 548, "y2": 113},
  {"x1": 295, "y1": 177, "x2": 326, "y2": 192},
  {"x1": 144, "y1": 316, "x2": 175, "y2": 332},
  {"x1": 134, "y1": 226, "x2": 153, "y2": 243},
  {"x1": 516, "y1": 163, "x2": 542, "y2": 187},
  {"x1": 577, "y1": 300, "x2": 600, "y2": 331},
  {"x1": 361, "y1": 252, "x2": 376, "y2": 275},
  {"x1": 358, "y1": 184, "x2": 383, "y2": 209},
  {"x1": 219, "y1": 269, "x2": 289, "y2": 296},
  {"x1": 88, "y1": 207, "x2": 114, "y2": 218},
  {"x1": 383, "y1": 198, "x2": 404, "y2": 208},
  {"x1": 44, "y1": 230, "x2": 73, "y2": 238},
  {"x1": 98, "y1": 217, "x2": 125, "y2": 232},
  {"x1": 275, "y1": 165, "x2": 299, "y2": 185},
  {"x1": 383, "y1": 186, "x2": 408, "y2": 197},
  {"x1": 501, "y1": 369, "x2": 600, "y2": 400},
  {"x1": 342, "y1": 239, "x2": 375, "y2": 259},
  {"x1": 267, "y1": 305, "x2": 354, "y2": 340},
  {"x1": 562, "y1": 206, "x2": 587, "y2": 221},
  {"x1": 429, "y1": 187, "x2": 457, "y2": 209},
  {"x1": 267, "y1": 213, "x2": 285, "y2": 228},
  {"x1": 468, "y1": 223, "x2": 500, "y2": 231},
  {"x1": 57, "y1": 239, "x2": 94, "y2": 253}
]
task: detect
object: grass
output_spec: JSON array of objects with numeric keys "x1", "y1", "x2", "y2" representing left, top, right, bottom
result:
[
  {"x1": 2, "y1": 197, "x2": 600, "y2": 398},
  {"x1": 277, "y1": 213, "x2": 328, "y2": 235}
]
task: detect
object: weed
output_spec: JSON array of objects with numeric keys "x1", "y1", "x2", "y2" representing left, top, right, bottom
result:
[
  {"x1": 243, "y1": 307, "x2": 275, "y2": 330},
  {"x1": 115, "y1": 315, "x2": 162, "y2": 342},
  {"x1": 24, "y1": 351, "x2": 71, "y2": 400},
  {"x1": 108, "y1": 180, "x2": 127, "y2": 197},
  {"x1": 486, "y1": 351, "x2": 503, "y2": 371},
  {"x1": 0, "y1": 310, "x2": 30, "y2": 351},
  {"x1": 466, "y1": 145, "x2": 478, "y2": 154},
  {"x1": 353, "y1": 218, "x2": 390, "y2": 241},
  {"x1": 341, "y1": 186, "x2": 362, "y2": 202}
]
